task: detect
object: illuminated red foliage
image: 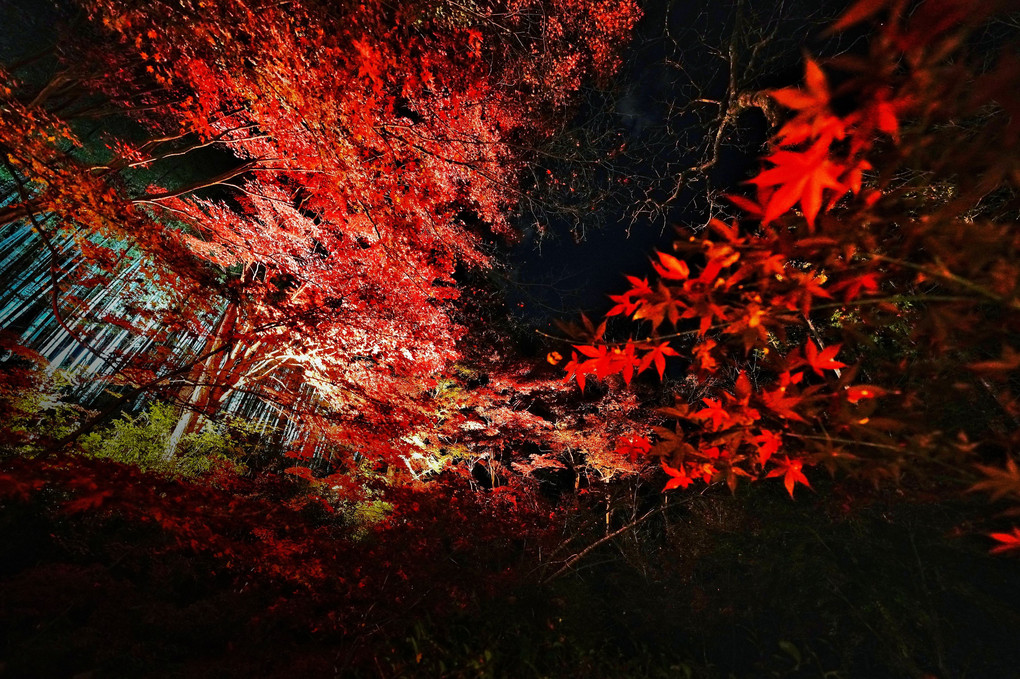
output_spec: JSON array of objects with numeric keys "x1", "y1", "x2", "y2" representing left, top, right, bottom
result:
[
  {"x1": 0, "y1": 0, "x2": 639, "y2": 465},
  {"x1": 559, "y1": 0, "x2": 1020, "y2": 546}
]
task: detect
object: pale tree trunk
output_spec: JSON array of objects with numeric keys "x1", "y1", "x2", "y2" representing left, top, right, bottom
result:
[{"x1": 163, "y1": 299, "x2": 239, "y2": 460}]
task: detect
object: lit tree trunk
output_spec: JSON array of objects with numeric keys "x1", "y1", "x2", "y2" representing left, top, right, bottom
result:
[{"x1": 163, "y1": 298, "x2": 238, "y2": 459}]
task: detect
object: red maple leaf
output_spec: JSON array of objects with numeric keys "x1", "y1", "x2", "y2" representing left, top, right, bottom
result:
[
  {"x1": 752, "y1": 429, "x2": 782, "y2": 467},
  {"x1": 724, "y1": 193, "x2": 765, "y2": 218},
  {"x1": 990, "y1": 527, "x2": 1020, "y2": 555},
  {"x1": 766, "y1": 457, "x2": 812, "y2": 498},
  {"x1": 772, "y1": 57, "x2": 830, "y2": 113},
  {"x1": 616, "y1": 341, "x2": 640, "y2": 385},
  {"x1": 694, "y1": 397, "x2": 730, "y2": 431},
  {"x1": 662, "y1": 461, "x2": 693, "y2": 491},
  {"x1": 804, "y1": 341, "x2": 847, "y2": 375},
  {"x1": 831, "y1": 270, "x2": 880, "y2": 302},
  {"x1": 615, "y1": 434, "x2": 651, "y2": 462},
  {"x1": 759, "y1": 381, "x2": 807, "y2": 422},
  {"x1": 638, "y1": 341, "x2": 680, "y2": 379},
  {"x1": 607, "y1": 291, "x2": 639, "y2": 317},
  {"x1": 748, "y1": 142, "x2": 847, "y2": 227},
  {"x1": 625, "y1": 275, "x2": 654, "y2": 298},
  {"x1": 770, "y1": 58, "x2": 847, "y2": 146},
  {"x1": 607, "y1": 276, "x2": 653, "y2": 317},
  {"x1": 651, "y1": 251, "x2": 690, "y2": 280},
  {"x1": 564, "y1": 351, "x2": 595, "y2": 391}
]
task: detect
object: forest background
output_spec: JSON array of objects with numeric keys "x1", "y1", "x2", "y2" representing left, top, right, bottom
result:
[{"x1": 1, "y1": 0, "x2": 1019, "y2": 676}]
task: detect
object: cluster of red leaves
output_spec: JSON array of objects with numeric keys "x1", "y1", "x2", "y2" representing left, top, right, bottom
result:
[
  {"x1": 1, "y1": 0, "x2": 639, "y2": 465},
  {"x1": 560, "y1": 0, "x2": 1020, "y2": 550}
]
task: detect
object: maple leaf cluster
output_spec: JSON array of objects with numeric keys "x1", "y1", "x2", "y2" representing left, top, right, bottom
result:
[
  {"x1": 560, "y1": 0, "x2": 1020, "y2": 539},
  {"x1": 0, "y1": 0, "x2": 639, "y2": 467}
]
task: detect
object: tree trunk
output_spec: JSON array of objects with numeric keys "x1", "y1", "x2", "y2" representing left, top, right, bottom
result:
[{"x1": 163, "y1": 299, "x2": 239, "y2": 460}]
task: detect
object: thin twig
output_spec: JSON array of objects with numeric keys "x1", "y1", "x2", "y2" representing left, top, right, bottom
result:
[{"x1": 541, "y1": 495, "x2": 696, "y2": 584}]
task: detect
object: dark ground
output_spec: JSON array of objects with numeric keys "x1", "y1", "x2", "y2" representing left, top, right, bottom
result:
[{"x1": 2, "y1": 461, "x2": 1018, "y2": 679}]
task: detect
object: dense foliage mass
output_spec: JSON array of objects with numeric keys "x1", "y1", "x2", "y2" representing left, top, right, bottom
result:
[{"x1": 0, "y1": 0, "x2": 640, "y2": 469}]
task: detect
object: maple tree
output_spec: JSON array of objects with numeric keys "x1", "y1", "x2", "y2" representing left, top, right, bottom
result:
[
  {"x1": 557, "y1": 0, "x2": 1020, "y2": 547},
  {"x1": 0, "y1": 0, "x2": 639, "y2": 471}
]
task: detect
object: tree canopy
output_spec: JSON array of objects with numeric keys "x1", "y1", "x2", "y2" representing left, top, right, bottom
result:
[{"x1": 1, "y1": 0, "x2": 640, "y2": 466}]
